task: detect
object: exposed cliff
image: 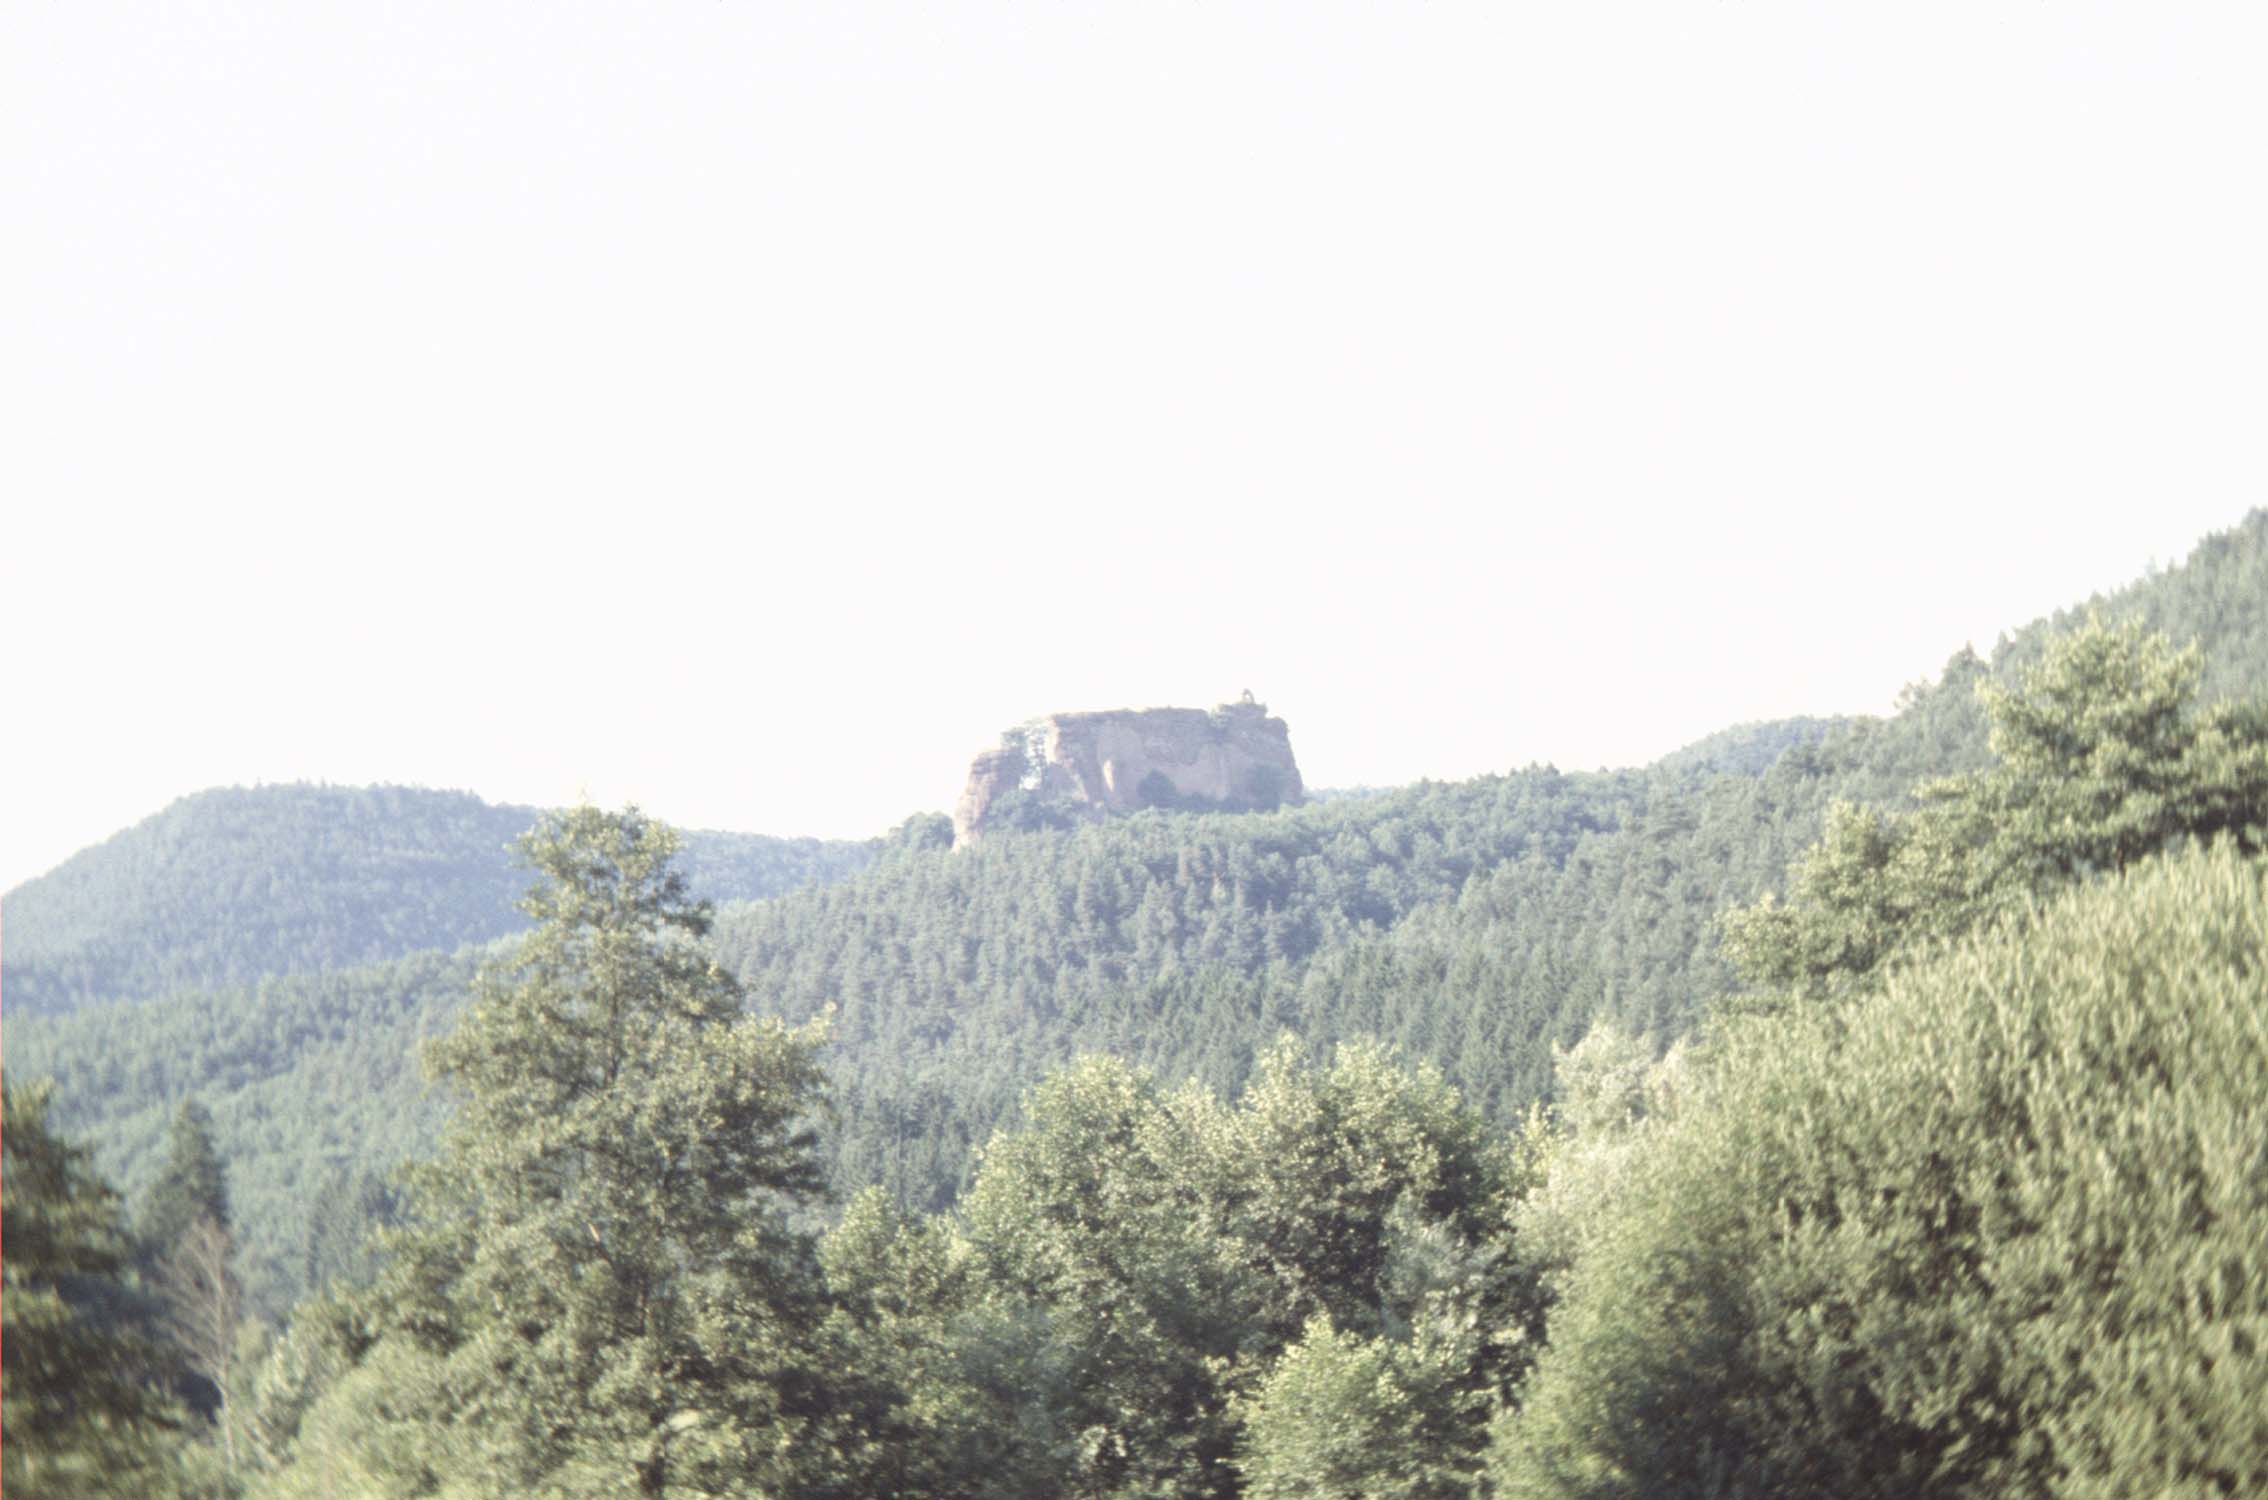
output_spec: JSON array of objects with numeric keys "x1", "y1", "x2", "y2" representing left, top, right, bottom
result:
[{"x1": 953, "y1": 696, "x2": 1304, "y2": 847}]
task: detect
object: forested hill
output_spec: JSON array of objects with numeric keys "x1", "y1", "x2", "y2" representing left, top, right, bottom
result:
[
  {"x1": 710, "y1": 509, "x2": 2268, "y2": 1206},
  {"x1": 9, "y1": 512, "x2": 2264, "y2": 1316},
  {"x1": 8, "y1": 945, "x2": 489, "y2": 1318},
  {"x1": 0, "y1": 783, "x2": 880, "y2": 1016}
]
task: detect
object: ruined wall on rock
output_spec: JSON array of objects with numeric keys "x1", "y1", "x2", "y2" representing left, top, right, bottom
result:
[{"x1": 952, "y1": 697, "x2": 1303, "y2": 847}]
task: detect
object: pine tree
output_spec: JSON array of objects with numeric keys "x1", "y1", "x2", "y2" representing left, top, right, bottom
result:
[
  {"x1": 136, "y1": 1097, "x2": 229, "y2": 1255},
  {"x1": 384, "y1": 805, "x2": 841, "y2": 1497},
  {"x1": 3, "y1": 1081, "x2": 184, "y2": 1497}
]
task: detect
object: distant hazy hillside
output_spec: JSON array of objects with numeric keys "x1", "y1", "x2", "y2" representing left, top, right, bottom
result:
[
  {"x1": 6, "y1": 944, "x2": 487, "y2": 1317},
  {"x1": 1, "y1": 784, "x2": 879, "y2": 1015},
  {"x1": 1651, "y1": 716, "x2": 1852, "y2": 778},
  {"x1": 11, "y1": 511, "x2": 2263, "y2": 1313},
  {"x1": 709, "y1": 510, "x2": 2268, "y2": 1205}
]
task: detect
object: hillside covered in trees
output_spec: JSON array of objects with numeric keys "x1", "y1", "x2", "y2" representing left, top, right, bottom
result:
[
  {"x1": 2, "y1": 783, "x2": 881, "y2": 1016},
  {"x1": 5, "y1": 511, "x2": 2267, "y2": 1497},
  {"x1": 12, "y1": 513, "x2": 2268, "y2": 1302}
]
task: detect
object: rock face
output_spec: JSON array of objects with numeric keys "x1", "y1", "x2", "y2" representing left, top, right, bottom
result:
[{"x1": 953, "y1": 696, "x2": 1304, "y2": 848}]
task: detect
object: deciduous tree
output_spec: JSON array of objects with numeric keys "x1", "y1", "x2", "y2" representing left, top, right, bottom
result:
[{"x1": 1722, "y1": 614, "x2": 2268, "y2": 999}]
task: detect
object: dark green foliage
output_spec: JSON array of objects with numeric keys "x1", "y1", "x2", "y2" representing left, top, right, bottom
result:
[
  {"x1": 1238, "y1": 1314, "x2": 1489, "y2": 1500},
  {"x1": 12, "y1": 510, "x2": 2268, "y2": 1500},
  {"x1": 266, "y1": 806, "x2": 846, "y2": 1497},
  {"x1": 714, "y1": 765, "x2": 1653, "y2": 1209},
  {"x1": 1723, "y1": 613, "x2": 2268, "y2": 1000},
  {"x1": 1242, "y1": 764, "x2": 1290, "y2": 811},
  {"x1": 24, "y1": 515, "x2": 2267, "y2": 1277},
  {"x1": 136, "y1": 1098, "x2": 230, "y2": 1254},
  {"x1": 3, "y1": 1081, "x2": 185, "y2": 1497},
  {"x1": 983, "y1": 782, "x2": 1094, "y2": 833},
  {"x1": 8, "y1": 945, "x2": 489, "y2": 1319},
  {"x1": 298, "y1": 1168, "x2": 400, "y2": 1298},
  {"x1": 1489, "y1": 842, "x2": 2268, "y2": 1500},
  {"x1": 804, "y1": 1043, "x2": 1531, "y2": 1500},
  {"x1": 2, "y1": 783, "x2": 878, "y2": 1015},
  {"x1": 816, "y1": 1189, "x2": 1082, "y2": 1499},
  {"x1": 1650, "y1": 715, "x2": 1853, "y2": 778},
  {"x1": 135, "y1": 1097, "x2": 251, "y2": 1461},
  {"x1": 936, "y1": 1041, "x2": 1532, "y2": 1500},
  {"x1": 885, "y1": 810, "x2": 957, "y2": 853}
]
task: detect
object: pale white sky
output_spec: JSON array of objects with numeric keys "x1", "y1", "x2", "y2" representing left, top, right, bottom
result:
[{"x1": 5, "y1": 3, "x2": 2264, "y2": 895}]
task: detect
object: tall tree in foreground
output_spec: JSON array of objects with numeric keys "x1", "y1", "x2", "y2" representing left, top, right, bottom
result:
[
  {"x1": 289, "y1": 806, "x2": 840, "y2": 1497},
  {"x1": 3, "y1": 1081, "x2": 183, "y2": 1498},
  {"x1": 138, "y1": 1095, "x2": 250, "y2": 1474}
]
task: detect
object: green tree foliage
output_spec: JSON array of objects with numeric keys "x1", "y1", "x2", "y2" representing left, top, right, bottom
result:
[
  {"x1": 2, "y1": 1081, "x2": 185, "y2": 1498},
  {"x1": 1722, "y1": 613, "x2": 2268, "y2": 998},
  {"x1": 1236, "y1": 1314, "x2": 1486, "y2": 1500},
  {"x1": 959, "y1": 1056, "x2": 1254, "y2": 1498},
  {"x1": 152, "y1": 1214, "x2": 250, "y2": 1475},
  {"x1": 817, "y1": 1188, "x2": 1080, "y2": 1499},
  {"x1": 1489, "y1": 841, "x2": 2268, "y2": 1500},
  {"x1": 131, "y1": 1096, "x2": 255, "y2": 1473},
  {"x1": 1966, "y1": 616, "x2": 2267, "y2": 881},
  {"x1": 1213, "y1": 1038, "x2": 1530, "y2": 1367},
  {"x1": 233, "y1": 1292, "x2": 363, "y2": 1482},
  {"x1": 137, "y1": 1097, "x2": 231, "y2": 1255},
  {"x1": 298, "y1": 1167, "x2": 400, "y2": 1298},
  {"x1": 12, "y1": 515, "x2": 2268, "y2": 1499},
  {"x1": 3, "y1": 783, "x2": 879, "y2": 1015},
  {"x1": 22, "y1": 516, "x2": 2268, "y2": 1248},
  {"x1": 9, "y1": 945, "x2": 489, "y2": 1318},
  {"x1": 714, "y1": 765, "x2": 1665, "y2": 1208},
  {"x1": 1509, "y1": 1024, "x2": 1686, "y2": 1308},
  {"x1": 949, "y1": 1041, "x2": 1532, "y2": 1500},
  {"x1": 259, "y1": 807, "x2": 843, "y2": 1498}
]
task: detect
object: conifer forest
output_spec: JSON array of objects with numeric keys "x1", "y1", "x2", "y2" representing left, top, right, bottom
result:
[{"x1": 6, "y1": 514, "x2": 2267, "y2": 1497}]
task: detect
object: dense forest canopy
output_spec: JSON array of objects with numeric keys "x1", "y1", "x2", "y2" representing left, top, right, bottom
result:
[
  {"x1": 2, "y1": 783, "x2": 880, "y2": 1017},
  {"x1": 12, "y1": 513, "x2": 2268, "y2": 1300},
  {"x1": 5, "y1": 510, "x2": 2267, "y2": 1496}
]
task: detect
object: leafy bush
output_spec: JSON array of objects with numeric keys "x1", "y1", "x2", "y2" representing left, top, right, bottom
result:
[{"x1": 1492, "y1": 841, "x2": 2268, "y2": 1500}]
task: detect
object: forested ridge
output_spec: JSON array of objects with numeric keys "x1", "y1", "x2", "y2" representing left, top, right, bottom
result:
[
  {"x1": 12, "y1": 513, "x2": 2268, "y2": 1298},
  {"x1": 2, "y1": 782, "x2": 880, "y2": 1017},
  {"x1": 5, "y1": 511, "x2": 2267, "y2": 1497},
  {"x1": 708, "y1": 509, "x2": 2268, "y2": 1205},
  {"x1": 9, "y1": 947, "x2": 488, "y2": 1318}
]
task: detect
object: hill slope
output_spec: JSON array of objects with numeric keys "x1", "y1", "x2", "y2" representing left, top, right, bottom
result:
[
  {"x1": 11, "y1": 510, "x2": 2263, "y2": 1306},
  {"x1": 1, "y1": 783, "x2": 879, "y2": 1015},
  {"x1": 709, "y1": 509, "x2": 2268, "y2": 1205}
]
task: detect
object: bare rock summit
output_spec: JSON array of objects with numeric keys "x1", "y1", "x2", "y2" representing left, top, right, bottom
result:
[{"x1": 953, "y1": 694, "x2": 1304, "y2": 848}]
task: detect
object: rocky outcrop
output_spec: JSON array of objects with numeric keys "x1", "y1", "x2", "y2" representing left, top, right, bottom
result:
[{"x1": 953, "y1": 696, "x2": 1304, "y2": 848}]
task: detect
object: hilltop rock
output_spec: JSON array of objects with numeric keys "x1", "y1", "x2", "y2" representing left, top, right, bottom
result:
[{"x1": 953, "y1": 695, "x2": 1304, "y2": 848}]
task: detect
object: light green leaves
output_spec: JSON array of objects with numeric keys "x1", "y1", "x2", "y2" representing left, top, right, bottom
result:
[
  {"x1": 1493, "y1": 843, "x2": 2268, "y2": 1500},
  {"x1": 1722, "y1": 614, "x2": 2268, "y2": 1002},
  {"x1": 260, "y1": 806, "x2": 839, "y2": 1499}
]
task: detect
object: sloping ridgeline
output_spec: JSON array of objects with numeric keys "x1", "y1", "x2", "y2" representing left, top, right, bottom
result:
[
  {"x1": 712, "y1": 510, "x2": 2268, "y2": 1210},
  {"x1": 7, "y1": 945, "x2": 488, "y2": 1317},
  {"x1": 2, "y1": 786, "x2": 882, "y2": 1314},
  {"x1": 1, "y1": 783, "x2": 880, "y2": 1016},
  {"x1": 10, "y1": 512, "x2": 2265, "y2": 1308}
]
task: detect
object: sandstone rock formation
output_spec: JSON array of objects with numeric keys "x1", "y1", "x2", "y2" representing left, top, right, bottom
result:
[{"x1": 953, "y1": 695, "x2": 1304, "y2": 848}]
